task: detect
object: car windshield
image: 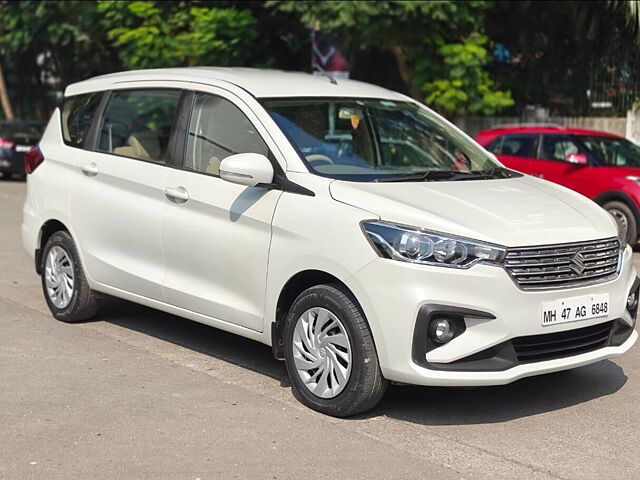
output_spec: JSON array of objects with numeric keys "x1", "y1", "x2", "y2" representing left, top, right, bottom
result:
[
  {"x1": 578, "y1": 135, "x2": 640, "y2": 167},
  {"x1": 262, "y1": 98, "x2": 509, "y2": 182}
]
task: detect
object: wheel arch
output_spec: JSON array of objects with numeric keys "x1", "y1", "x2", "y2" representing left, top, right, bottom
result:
[
  {"x1": 271, "y1": 269, "x2": 364, "y2": 360},
  {"x1": 35, "y1": 219, "x2": 70, "y2": 274},
  {"x1": 593, "y1": 190, "x2": 640, "y2": 234}
]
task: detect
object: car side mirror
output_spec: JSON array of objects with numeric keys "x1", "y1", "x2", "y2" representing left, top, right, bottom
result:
[
  {"x1": 219, "y1": 153, "x2": 274, "y2": 187},
  {"x1": 566, "y1": 153, "x2": 588, "y2": 165}
]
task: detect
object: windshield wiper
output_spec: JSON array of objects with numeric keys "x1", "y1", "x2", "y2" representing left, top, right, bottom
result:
[{"x1": 374, "y1": 167, "x2": 514, "y2": 183}]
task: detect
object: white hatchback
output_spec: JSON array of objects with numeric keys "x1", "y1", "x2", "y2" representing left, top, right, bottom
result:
[{"x1": 23, "y1": 68, "x2": 638, "y2": 416}]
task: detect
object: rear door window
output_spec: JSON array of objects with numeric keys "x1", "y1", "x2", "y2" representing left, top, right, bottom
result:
[
  {"x1": 97, "y1": 89, "x2": 181, "y2": 164},
  {"x1": 61, "y1": 93, "x2": 102, "y2": 148},
  {"x1": 499, "y1": 134, "x2": 537, "y2": 158}
]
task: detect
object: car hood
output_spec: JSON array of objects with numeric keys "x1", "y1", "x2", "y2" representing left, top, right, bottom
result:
[{"x1": 329, "y1": 175, "x2": 617, "y2": 247}]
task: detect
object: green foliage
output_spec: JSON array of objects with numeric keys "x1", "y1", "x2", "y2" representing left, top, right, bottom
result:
[
  {"x1": 267, "y1": 1, "x2": 489, "y2": 49},
  {"x1": 423, "y1": 35, "x2": 514, "y2": 116},
  {"x1": 0, "y1": 0, "x2": 114, "y2": 117},
  {"x1": 97, "y1": 1, "x2": 257, "y2": 69},
  {"x1": 268, "y1": 1, "x2": 513, "y2": 115}
]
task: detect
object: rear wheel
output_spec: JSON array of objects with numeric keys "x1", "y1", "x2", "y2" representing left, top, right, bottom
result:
[
  {"x1": 283, "y1": 284, "x2": 388, "y2": 417},
  {"x1": 604, "y1": 201, "x2": 637, "y2": 246},
  {"x1": 41, "y1": 230, "x2": 98, "y2": 322}
]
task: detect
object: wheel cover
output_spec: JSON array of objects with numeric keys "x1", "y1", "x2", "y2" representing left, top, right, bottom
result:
[
  {"x1": 609, "y1": 208, "x2": 629, "y2": 231},
  {"x1": 44, "y1": 246, "x2": 75, "y2": 309},
  {"x1": 292, "y1": 307, "x2": 352, "y2": 399}
]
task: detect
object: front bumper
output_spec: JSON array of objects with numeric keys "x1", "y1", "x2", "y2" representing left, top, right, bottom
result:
[{"x1": 349, "y1": 245, "x2": 637, "y2": 386}]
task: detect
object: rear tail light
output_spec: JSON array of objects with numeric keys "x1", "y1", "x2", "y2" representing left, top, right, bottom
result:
[
  {"x1": 24, "y1": 145, "x2": 44, "y2": 174},
  {"x1": 0, "y1": 137, "x2": 14, "y2": 147}
]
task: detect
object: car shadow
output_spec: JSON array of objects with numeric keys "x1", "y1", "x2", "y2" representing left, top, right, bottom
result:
[
  {"x1": 361, "y1": 360, "x2": 627, "y2": 425},
  {"x1": 94, "y1": 297, "x2": 290, "y2": 387},
  {"x1": 95, "y1": 297, "x2": 628, "y2": 424}
]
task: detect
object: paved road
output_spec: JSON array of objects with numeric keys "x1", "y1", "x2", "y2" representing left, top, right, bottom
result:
[{"x1": 1, "y1": 180, "x2": 639, "y2": 480}]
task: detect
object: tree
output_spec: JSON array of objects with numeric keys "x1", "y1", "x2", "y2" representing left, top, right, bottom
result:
[
  {"x1": 0, "y1": 64, "x2": 13, "y2": 120},
  {"x1": 0, "y1": 0, "x2": 118, "y2": 118},
  {"x1": 97, "y1": 1, "x2": 258, "y2": 69},
  {"x1": 484, "y1": 0, "x2": 640, "y2": 115},
  {"x1": 423, "y1": 34, "x2": 514, "y2": 116},
  {"x1": 610, "y1": 0, "x2": 640, "y2": 35},
  {"x1": 267, "y1": 1, "x2": 513, "y2": 116}
]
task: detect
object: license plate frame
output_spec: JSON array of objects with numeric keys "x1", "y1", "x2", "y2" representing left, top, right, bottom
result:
[{"x1": 541, "y1": 293, "x2": 609, "y2": 326}]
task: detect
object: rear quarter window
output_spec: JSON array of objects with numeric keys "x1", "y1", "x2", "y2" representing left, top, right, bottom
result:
[{"x1": 61, "y1": 93, "x2": 102, "y2": 148}]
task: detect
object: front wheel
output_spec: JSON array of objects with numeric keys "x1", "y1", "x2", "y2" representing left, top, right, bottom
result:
[
  {"x1": 604, "y1": 201, "x2": 637, "y2": 246},
  {"x1": 283, "y1": 284, "x2": 388, "y2": 417}
]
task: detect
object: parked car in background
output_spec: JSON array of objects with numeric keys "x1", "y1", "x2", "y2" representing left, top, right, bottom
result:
[
  {"x1": 476, "y1": 125, "x2": 640, "y2": 245},
  {"x1": 0, "y1": 120, "x2": 43, "y2": 180}
]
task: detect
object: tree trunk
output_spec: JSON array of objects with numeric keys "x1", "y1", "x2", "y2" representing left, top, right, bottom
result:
[
  {"x1": 0, "y1": 63, "x2": 14, "y2": 120},
  {"x1": 392, "y1": 44, "x2": 422, "y2": 100}
]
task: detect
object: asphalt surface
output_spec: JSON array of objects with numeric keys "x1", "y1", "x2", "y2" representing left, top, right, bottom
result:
[{"x1": 1, "y1": 179, "x2": 639, "y2": 480}]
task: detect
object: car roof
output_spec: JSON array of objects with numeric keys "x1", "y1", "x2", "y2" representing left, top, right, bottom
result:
[
  {"x1": 64, "y1": 67, "x2": 409, "y2": 101},
  {"x1": 476, "y1": 125, "x2": 624, "y2": 139}
]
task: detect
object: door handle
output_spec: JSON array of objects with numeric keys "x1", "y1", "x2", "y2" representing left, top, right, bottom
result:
[
  {"x1": 81, "y1": 163, "x2": 99, "y2": 176},
  {"x1": 532, "y1": 173, "x2": 544, "y2": 178},
  {"x1": 164, "y1": 186, "x2": 189, "y2": 203}
]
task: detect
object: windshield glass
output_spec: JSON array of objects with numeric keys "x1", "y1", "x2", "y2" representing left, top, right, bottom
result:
[
  {"x1": 262, "y1": 98, "x2": 507, "y2": 182},
  {"x1": 578, "y1": 135, "x2": 640, "y2": 167}
]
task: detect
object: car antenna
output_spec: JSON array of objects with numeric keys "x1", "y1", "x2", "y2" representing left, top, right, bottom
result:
[{"x1": 321, "y1": 72, "x2": 338, "y2": 85}]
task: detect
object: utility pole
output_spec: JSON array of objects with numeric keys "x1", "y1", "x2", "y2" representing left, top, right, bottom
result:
[{"x1": 0, "y1": 63, "x2": 14, "y2": 121}]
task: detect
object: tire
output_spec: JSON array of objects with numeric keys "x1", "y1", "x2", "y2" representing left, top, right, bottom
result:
[
  {"x1": 41, "y1": 230, "x2": 98, "y2": 322},
  {"x1": 603, "y1": 201, "x2": 638, "y2": 246},
  {"x1": 283, "y1": 284, "x2": 388, "y2": 417},
  {"x1": 0, "y1": 171, "x2": 9, "y2": 180}
]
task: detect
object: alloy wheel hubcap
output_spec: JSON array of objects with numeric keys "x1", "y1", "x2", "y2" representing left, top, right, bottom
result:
[
  {"x1": 292, "y1": 307, "x2": 352, "y2": 399},
  {"x1": 44, "y1": 246, "x2": 75, "y2": 309},
  {"x1": 609, "y1": 208, "x2": 629, "y2": 239}
]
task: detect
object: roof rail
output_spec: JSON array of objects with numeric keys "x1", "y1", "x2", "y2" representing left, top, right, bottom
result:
[{"x1": 490, "y1": 122, "x2": 563, "y2": 129}]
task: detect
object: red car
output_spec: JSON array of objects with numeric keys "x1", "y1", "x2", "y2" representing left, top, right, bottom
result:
[{"x1": 476, "y1": 125, "x2": 640, "y2": 244}]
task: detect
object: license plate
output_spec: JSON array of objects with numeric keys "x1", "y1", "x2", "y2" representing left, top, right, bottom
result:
[
  {"x1": 541, "y1": 293, "x2": 609, "y2": 326},
  {"x1": 15, "y1": 145, "x2": 31, "y2": 152}
]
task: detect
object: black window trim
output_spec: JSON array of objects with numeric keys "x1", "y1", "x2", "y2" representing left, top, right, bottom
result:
[{"x1": 64, "y1": 86, "x2": 314, "y2": 196}]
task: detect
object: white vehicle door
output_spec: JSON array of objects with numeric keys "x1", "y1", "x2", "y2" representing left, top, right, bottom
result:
[
  {"x1": 71, "y1": 85, "x2": 183, "y2": 300},
  {"x1": 161, "y1": 87, "x2": 283, "y2": 332}
]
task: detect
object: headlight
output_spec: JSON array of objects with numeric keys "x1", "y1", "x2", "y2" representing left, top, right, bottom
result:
[{"x1": 362, "y1": 221, "x2": 506, "y2": 269}]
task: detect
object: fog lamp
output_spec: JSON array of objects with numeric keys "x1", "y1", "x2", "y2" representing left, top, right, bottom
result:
[
  {"x1": 627, "y1": 290, "x2": 638, "y2": 311},
  {"x1": 428, "y1": 318, "x2": 455, "y2": 344}
]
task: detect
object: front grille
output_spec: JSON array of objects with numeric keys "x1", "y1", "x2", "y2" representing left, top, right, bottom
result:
[
  {"x1": 512, "y1": 321, "x2": 614, "y2": 363},
  {"x1": 504, "y1": 238, "x2": 620, "y2": 290}
]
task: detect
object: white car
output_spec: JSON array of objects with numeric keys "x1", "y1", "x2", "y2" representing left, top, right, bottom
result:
[{"x1": 22, "y1": 68, "x2": 638, "y2": 416}]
